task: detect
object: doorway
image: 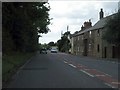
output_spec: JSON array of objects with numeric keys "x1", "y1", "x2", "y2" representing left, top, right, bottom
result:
[
  {"x1": 104, "y1": 47, "x2": 107, "y2": 58},
  {"x1": 83, "y1": 39, "x2": 88, "y2": 56}
]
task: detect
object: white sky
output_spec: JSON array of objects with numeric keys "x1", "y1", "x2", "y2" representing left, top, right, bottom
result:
[{"x1": 39, "y1": 0, "x2": 119, "y2": 44}]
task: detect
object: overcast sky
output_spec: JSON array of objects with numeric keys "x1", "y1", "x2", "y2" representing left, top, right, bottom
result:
[{"x1": 39, "y1": 0, "x2": 119, "y2": 44}]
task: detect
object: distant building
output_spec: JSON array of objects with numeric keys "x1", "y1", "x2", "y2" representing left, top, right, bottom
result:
[{"x1": 71, "y1": 8, "x2": 120, "y2": 59}]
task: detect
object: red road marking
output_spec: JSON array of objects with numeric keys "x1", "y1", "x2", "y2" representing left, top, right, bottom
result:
[
  {"x1": 97, "y1": 75, "x2": 120, "y2": 88},
  {"x1": 97, "y1": 75, "x2": 117, "y2": 82},
  {"x1": 112, "y1": 82, "x2": 120, "y2": 84},
  {"x1": 84, "y1": 69, "x2": 106, "y2": 76},
  {"x1": 106, "y1": 82, "x2": 119, "y2": 88},
  {"x1": 63, "y1": 60, "x2": 119, "y2": 88},
  {"x1": 76, "y1": 65, "x2": 88, "y2": 70}
]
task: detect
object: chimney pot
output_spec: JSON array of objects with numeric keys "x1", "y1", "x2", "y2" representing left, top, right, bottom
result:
[{"x1": 99, "y1": 8, "x2": 104, "y2": 19}]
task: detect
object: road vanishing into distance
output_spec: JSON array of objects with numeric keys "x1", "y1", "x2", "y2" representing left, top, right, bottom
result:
[{"x1": 7, "y1": 52, "x2": 119, "y2": 88}]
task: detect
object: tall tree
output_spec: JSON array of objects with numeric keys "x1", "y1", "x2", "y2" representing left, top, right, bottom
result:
[
  {"x1": 2, "y1": 2, "x2": 51, "y2": 54},
  {"x1": 102, "y1": 12, "x2": 120, "y2": 46},
  {"x1": 57, "y1": 31, "x2": 71, "y2": 52}
]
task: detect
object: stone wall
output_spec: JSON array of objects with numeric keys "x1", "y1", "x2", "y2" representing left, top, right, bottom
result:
[{"x1": 71, "y1": 27, "x2": 119, "y2": 59}]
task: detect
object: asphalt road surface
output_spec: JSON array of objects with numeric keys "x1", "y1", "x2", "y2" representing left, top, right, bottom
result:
[{"x1": 6, "y1": 52, "x2": 119, "y2": 88}]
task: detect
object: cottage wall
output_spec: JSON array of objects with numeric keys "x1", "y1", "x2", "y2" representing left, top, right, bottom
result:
[
  {"x1": 87, "y1": 30, "x2": 95, "y2": 57},
  {"x1": 101, "y1": 28, "x2": 113, "y2": 58},
  {"x1": 71, "y1": 9, "x2": 119, "y2": 59}
]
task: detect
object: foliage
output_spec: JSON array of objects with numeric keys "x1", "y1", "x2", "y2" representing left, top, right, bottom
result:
[
  {"x1": 102, "y1": 12, "x2": 120, "y2": 46},
  {"x1": 2, "y1": 2, "x2": 51, "y2": 54},
  {"x1": 39, "y1": 43, "x2": 50, "y2": 50},
  {"x1": 57, "y1": 31, "x2": 71, "y2": 52},
  {"x1": 48, "y1": 41, "x2": 55, "y2": 46}
]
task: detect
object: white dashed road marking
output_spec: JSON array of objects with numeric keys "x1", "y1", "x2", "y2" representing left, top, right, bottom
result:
[
  {"x1": 80, "y1": 70, "x2": 94, "y2": 77},
  {"x1": 69, "y1": 64, "x2": 76, "y2": 68},
  {"x1": 62, "y1": 59, "x2": 119, "y2": 88},
  {"x1": 63, "y1": 61, "x2": 68, "y2": 63},
  {"x1": 104, "y1": 73, "x2": 112, "y2": 77},
  {"x1": 104, "y1": 83, "x2": 116, "y2": 88}
]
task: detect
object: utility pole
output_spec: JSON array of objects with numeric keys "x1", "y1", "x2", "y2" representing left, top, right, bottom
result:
[
  {"x1": 67, "y1": 25, "x2": 69, "y2": 32},
  {"x1": 61, "y1": 30, "x2": 63, "y2": 38},
  {"x1": 118, "y1": 1, "x2": 120, "y2": 12},
  {"x1": 67, "y1": 25, "x2": 69, "y2": 53}
]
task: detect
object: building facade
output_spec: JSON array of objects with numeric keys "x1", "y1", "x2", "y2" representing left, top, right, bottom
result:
[{"x1": 71, "y1": 9, "x2": 120, "y2": 59}]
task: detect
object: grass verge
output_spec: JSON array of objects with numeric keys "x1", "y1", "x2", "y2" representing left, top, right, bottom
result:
[{"x1": 2, "y1": 52, "x2": 35, "y2": 86}]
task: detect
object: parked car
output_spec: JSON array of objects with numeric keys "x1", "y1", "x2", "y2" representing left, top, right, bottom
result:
[
  {"x1": 40, "y1": 48, "x2": 47, "y2": 54},
  {"x1": 51, "y1": 48, "x2": 58, "y2": 53}
]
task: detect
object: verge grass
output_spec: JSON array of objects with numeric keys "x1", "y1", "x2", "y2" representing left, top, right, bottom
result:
[{"x1": 2, "y1": 52, "x2": 35, "y2": 85}]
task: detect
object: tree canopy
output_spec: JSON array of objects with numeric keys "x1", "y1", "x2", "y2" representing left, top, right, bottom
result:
[
  {"x1": 102, "y1": 12, "x2": 120, "y2": 46},
  {"x1": 2, "y1": 2, "x2": 51, "y2": 54},
  {"x1": 57, "y1": 31, "x2": 71, "y2": 52},
  {"x1": 48, "y1": 41, "x2": 55, "y2": 46}
]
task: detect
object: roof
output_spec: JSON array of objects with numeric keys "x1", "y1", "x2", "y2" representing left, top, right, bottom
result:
[{"x1": 72, "y1": 13, "x2": 116, "y2": 37}]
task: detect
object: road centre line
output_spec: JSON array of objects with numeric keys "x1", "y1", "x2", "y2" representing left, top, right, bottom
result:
[
  {"x1": 62, "y1": 60, "x2": 119, "y2": 88},
  {"x1": 104, "y1": 83, "x2": 116, "y2": 88},
  {"x1": 71, "y1": 62, "x2": 112, "y2": 78},
  {"x1": 103, "y1": 73, "x2": 112, "y2": 77},
  {"x1": 69, "y1": 64, "x2": 77, "y2": 68},
  {"x1": 63, "y1": 61, "x2": 68, "y2": 64},
  {"x1": 80, "y1": 70, "x2": 94, "y2": 77}
]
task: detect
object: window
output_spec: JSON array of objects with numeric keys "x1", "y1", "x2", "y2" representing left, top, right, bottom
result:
[
  {"x1": 97, "y1": 44, "x2": 99, "y2": 52},
  {"x1": 78, "y1": 36, "x2": 79, "y2": 41},
  {"x1": 97, "y1": 29, "x2": 100, "y2": 36},
  {"x1": 78, "y1": 47, "x2": 79, "y2": 52},
  {"x1": 89, "y1": 31, "x2": 91, "y2": 37},
  {"x1": 89, "y1": 44, "x2": 91, "y2": 51},
  {"x1": 82, "y1": 35, "x2": 84, "y2": 40}
]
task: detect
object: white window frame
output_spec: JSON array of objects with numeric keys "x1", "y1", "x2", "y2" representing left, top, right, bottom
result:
[
  {"x1": 89, "y1": 31, "x2": 91, "y2": 37},
  {"x1": 89, "y1": 43, "x2": 91, "y2": 51}
]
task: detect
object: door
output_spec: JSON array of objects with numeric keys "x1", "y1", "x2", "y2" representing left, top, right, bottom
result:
[
  {"x1": 84, "y1": 39, "x2": 88, "y2": 56},
  {"x1": 112, "y1": 46, "x2": 115, "y2": 58},
  {"x1": 104, "y1": 47, "x2": 107, "y2": 58}
]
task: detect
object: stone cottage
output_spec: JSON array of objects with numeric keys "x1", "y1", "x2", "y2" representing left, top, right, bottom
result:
[{"x1": 71, "y1": 9, "x2": 120, "y2": 59}]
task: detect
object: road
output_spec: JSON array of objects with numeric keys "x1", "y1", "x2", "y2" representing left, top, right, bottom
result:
[
  {"x1": 6, "y1": 52, "x2": 119, "y2": 88},
  {"x1": 0, "y1": 52, "x2": 2, "y2": 90}
]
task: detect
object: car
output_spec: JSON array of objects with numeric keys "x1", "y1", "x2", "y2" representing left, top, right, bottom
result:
[
  {"x1": 40, "y1": 48, "x2": 47, "y2": 54},
  {"x1": 51, "y1": 48, "x2": 58, "y2": 53}
]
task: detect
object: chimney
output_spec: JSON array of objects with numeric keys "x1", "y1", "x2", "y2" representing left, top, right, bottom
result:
[
  {"x1": 81, "y1": 25, "x2": 84, "y2": 30},
  {"x1": 99, "y1": 8, "x2": 104, "y2": 19},
  {"x1": 83, "y1": 20, "x2": 92, "y2": 29},
  {"x1": 84, "y1": 22, "x2": 87, "y2": 28},
  {"x1": 89, "y1": 19, "x2": 92, "y2": 26}
]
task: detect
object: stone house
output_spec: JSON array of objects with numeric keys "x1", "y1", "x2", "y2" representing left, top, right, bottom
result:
[{"x1": 71, "y1": 9, "x2": 120, "y2": 59}]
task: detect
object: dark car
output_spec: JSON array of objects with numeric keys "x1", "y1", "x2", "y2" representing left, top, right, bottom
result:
[{"x1": 40, "y1": 48, "x2": 47, "y2": 54}]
